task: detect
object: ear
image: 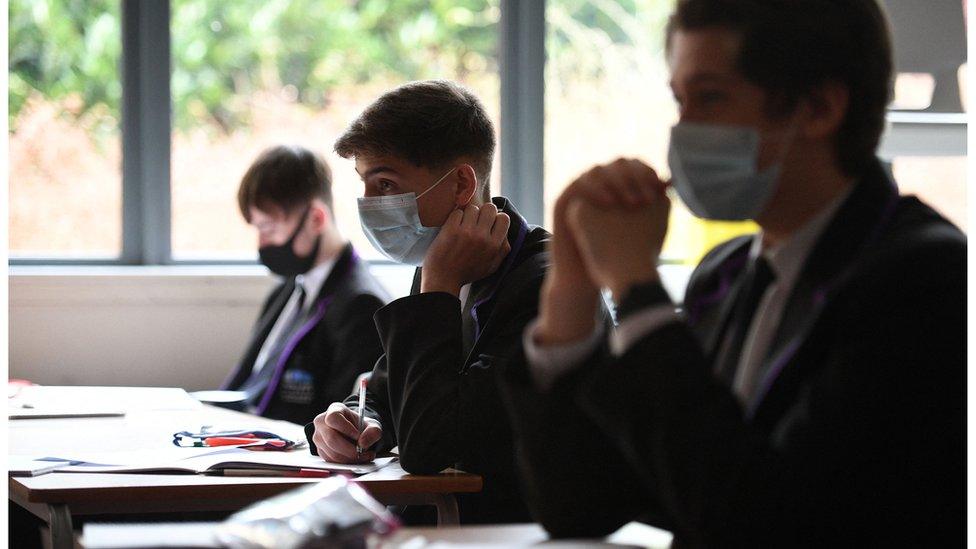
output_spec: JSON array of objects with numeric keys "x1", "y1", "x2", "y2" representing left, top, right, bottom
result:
[
  {"x1": 800, "y1": 80, "x2": 849, "y2": 139},
  {"x1": 309, "y1": 201, "x2": 331, "y2": 231},
  {"x1": 453, "y1": 164, "x2": 479, "y2": 207}
]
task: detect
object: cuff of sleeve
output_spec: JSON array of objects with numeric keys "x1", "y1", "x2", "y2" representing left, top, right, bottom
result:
[
  {"x1": 615, "y1": 279, "x2": 673, "y2": 322},
  {"x1": 524, "y1": 318, "x2": 605, "y2": 391},
  {"x1": 610, "y1": 304, "x2": 681, "y2": 357}
]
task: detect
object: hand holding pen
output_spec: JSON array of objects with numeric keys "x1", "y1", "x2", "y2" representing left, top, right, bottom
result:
[
  {"x1": 355, "y1": 377, "x2": 367, "y2": 455},
  {"x1": 310, "y1": 393, "x2": 382, "y2": 464}
]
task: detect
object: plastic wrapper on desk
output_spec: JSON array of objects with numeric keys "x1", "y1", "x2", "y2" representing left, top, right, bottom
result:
[{"x1": 214, "y1": 475, "x2": 400, "y2": 549}]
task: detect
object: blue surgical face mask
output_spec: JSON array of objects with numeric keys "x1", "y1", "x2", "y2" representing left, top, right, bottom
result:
[
  {"x1": 667, "y1": 122, "x2": 794, "y2": 221},
  {"x1": 357, "y1": 167, "x2": 457, "y2": 266}
]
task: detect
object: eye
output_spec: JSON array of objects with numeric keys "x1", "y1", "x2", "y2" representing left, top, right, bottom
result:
[
  {"x1": 378, "y1": 179, "x2": 397, "y2": 193},
  {"x1": 697, "y1": 89, "x2": 728, "y2": 104}
]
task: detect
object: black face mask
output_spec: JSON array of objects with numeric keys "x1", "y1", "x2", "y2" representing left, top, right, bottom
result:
[{"x1": 259, "y1": 207, "x2": 321, "y2": 277}]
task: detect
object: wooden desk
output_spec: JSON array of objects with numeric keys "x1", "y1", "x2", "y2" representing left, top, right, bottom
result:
[{"x1": 8, "y1": 388, "x2": 482, "y2": 549}]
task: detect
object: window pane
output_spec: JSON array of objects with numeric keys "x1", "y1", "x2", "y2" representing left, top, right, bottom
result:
[
  {"x1": 8, "y1": 0, "x2": 122, "y2": 258},
  {"x1": 544, "y1": 0, "x2": 755, "y2": 265},
  {"x1": 170, "y1": 0, "x2": 500, "y2": 261},
  {"x1": 891, "y1": 156, "x2": 967, "y2": 232}
]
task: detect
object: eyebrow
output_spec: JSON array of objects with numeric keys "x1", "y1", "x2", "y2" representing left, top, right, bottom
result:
[
  {"x1": 670, "y1": 72, "x2": 736, "y2": 89},
  {"x1": 357, "y1": 166, "x2": 400, "y2": 179}
]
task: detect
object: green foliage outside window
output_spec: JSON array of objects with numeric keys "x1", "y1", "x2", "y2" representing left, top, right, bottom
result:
[{"x1": 9, "y1": 0, "x2": 499, "y2": 133}]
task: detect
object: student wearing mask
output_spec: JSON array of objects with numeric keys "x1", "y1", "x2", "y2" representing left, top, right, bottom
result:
[
  {"x1": 309, "y1": 80, "x2": 560, "y2": 524},
  {"x1": 499, "y1": 1, "x2": 965, "y2": 546},
  {"x1": 222, "y1": 145, "x2": 389, "y2": 425}
]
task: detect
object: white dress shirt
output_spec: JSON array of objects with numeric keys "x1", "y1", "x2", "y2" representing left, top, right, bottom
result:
[
  {"x1": 251, "y1": 258, "x2": 336, "y2": 376},
  {"x1": 730, "y1": 189, "x2": 849, "y2": 402},
  {"x1": 526, "y1": 187, "x2": 852, "y2": 396}
]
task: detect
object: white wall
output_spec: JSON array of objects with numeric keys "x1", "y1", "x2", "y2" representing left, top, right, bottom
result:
[
  {"x1": 8, "y1": 265, "x2": 415, "y2": 390},
  {"x1": 9, "y1": 263, "x2": 689, "y2": 390}
]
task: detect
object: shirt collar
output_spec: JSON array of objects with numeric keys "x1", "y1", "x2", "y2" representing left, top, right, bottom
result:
[
  {"x1": 750, "y1": 186, "x2": 853, "y2": 289},
  {"x1": 294, "y1": 256, "x2": 337, "y2": 303}
]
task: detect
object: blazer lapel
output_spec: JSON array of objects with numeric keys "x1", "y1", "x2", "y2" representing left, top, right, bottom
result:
[
  {"x1": 746, "y1": 160, "x2": 900, "y2": 421},
  {"x1": 272, "y1": 246, "x2": 356, "y2": 371},
  {"x1": 683, "y1": 238, "x2": 752, "y2": 381},
  {"x1": 463, "y1": 197, "x2": 530, "y2": 365},
  {"x1": 309, "y1": 244, "x2": 354, "y2": 304}
]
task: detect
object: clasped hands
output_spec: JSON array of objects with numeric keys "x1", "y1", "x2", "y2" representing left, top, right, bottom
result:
[{"x1": 536, "y1": 158, "x2": 671, "y2": 345}]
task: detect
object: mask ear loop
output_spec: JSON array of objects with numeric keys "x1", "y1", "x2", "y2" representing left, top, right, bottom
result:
[
  {"x1": 416, "y1": 167, "x2": 458, "y2": 200},
  {"x1": 282, "y1": 205, "x2": 313, "y2": 243}
]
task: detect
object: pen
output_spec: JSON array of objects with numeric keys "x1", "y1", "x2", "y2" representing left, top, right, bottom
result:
[
  {"x1": 216, "y1": 468, "x2": 331, "y2": 478},
  {"x1": 356, "y1": 377, "x2": 367, "y2": 455}
]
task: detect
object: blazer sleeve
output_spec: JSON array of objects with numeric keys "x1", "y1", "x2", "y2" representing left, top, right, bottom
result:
[
  {"x1": 369, "y1": 266, "x2": 545, "y2": 475},
  {"x1": 574, "y1": 239, "x2": 966, "y2": 547},
  {"x1": 498, "y1": 341, "x2": 668, "y2": 538}
]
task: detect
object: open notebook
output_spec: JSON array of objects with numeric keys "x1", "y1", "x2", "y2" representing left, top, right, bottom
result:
[{"x1": 59, "y1": 449, "x2": 395, "y2": 476}]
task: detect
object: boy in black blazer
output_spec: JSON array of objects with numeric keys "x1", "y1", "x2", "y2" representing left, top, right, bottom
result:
[
  {"x1": 309, "y1": 81, "x2": 558, "y2": 524},
  {"x1": 499, "y1": 1, "x2": 965, "y2": 547},
  {"x1": 222, "y1": 145, "x2": 389, "y2": 425}
]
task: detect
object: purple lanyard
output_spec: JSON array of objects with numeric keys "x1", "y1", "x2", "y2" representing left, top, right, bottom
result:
[
  {"x1": 253, "y1": 252, "x2": 361, "y2": 414},
  {"x1": 221, "y1": 251, "x2": 359, "y2": 411},
  {"x1": 254, "y1": 296, "x2": 332, "y2": 415},
  {"x1": 685, "y1": 250, "x2": 751, "y2": 328},
  {"x1": 682, "y1": 188, "x2": 899, "y2": 418},
  {"x1": 743, "y1": 193, "x2": 900, "y2": 419},
  {"x1": 469, "y1": 220, "x2": 529, "y2": 339}
]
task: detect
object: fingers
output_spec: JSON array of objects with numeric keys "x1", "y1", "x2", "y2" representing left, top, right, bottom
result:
[
  {"x1": 459, "y1": 204, "x2": 481, "y2": 229},
  {"x1": 313, "y1": 423, "x2": 355, "y2": 463},
  {"x1": 624, "y1": 158, "x2": 665, "y2": 203},
  {"x1": 441, "y1": 208, "x2": 465, "y2": 231},
  {"x1": 357, "y1": 419, "x2": 383, "y2": 450},
  {"x1": 323, "y1": 404, "x2": 361, "y2": 440},
  {"x1": 573, "y1": 166, "x2": 620, "y2": 209},
  {"x1": 320, "y1": 427, "x2": 362, "y2": 462},
  {"x1": 312, "y1": 407, "x2": 381, "y2": 463},
  {"x1": 565, "y1": 158, "x2": 665, "y2": 211},
  {"x1": 565, "y1": 200, "x2": 593, "y2": 250},
  {"x1": 490, "y1": 212, "x2": 511, "y2": 245},
  {"x1": 483, "y1": 238, "x2": 511, "y2": 275},
  {"x1": 476, "y1": 203, "x2": 498, "y2": 233}
]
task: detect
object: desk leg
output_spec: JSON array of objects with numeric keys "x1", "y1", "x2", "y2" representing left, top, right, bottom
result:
[
  {"x1": 48, "y1": 504, "x2": 74, "y2": 549},
  {"x1": 371, "y1": 493, "x2": 461, "y2": 526},
  {"x1": 431, "y1": 494, "x2": 459, "y2": 526}
]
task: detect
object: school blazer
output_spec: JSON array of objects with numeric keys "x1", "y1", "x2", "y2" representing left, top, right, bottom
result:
[
  {"x1": 348, "y1": 196, "x2": 551, "y2": 524},
  {"x1": 226, "y1": 244, "x2": 389, "y2": 425},
  {"x1": 499, "y1": 159, "x2": 966, "y2": 547}
]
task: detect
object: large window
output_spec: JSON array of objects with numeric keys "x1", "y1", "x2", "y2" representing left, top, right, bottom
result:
[
  {"x1": 543, "y1": 0, "x2": 968, "y2": 265},
  {"x1": 9, "y1": 0, "x2": 123, "y2": 258},
  {"x1": 7, "y1": 0, "x2": 968, "y2": 265},
  {"x1": 168, "y1": 0, "x2": 500, "y2": 260}
]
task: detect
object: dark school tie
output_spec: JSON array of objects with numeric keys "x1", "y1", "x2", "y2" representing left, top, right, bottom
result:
[{"x1": 716, "y1": 256, "x2": 776, "y2": 387}]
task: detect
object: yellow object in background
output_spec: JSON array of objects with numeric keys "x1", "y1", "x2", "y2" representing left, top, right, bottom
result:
[{"x1": 662, "y1": 202, "x2": 757, "y2": 266}]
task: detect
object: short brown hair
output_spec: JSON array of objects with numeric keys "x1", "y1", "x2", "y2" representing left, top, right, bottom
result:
[
  {"x1": 667, "y1": 0, "x2": 893, "y2": 176},
  {"x1": 334, "y1": 80, "x2": 495, "y2": 202},
  {"x1": 237, "y1": 145, "x2": 333, "y2": 222}
]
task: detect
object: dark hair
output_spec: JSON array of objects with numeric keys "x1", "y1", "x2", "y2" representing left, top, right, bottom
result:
[
  {"x1": 666, "y1": 0, "x2": 893, "y2": 176},
  {"x1": 237, "y1": 145, "x2": 333, "y2": 222},
  {"x1": 334, "y1": 80, "x2": 495, "y2": 202}
]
